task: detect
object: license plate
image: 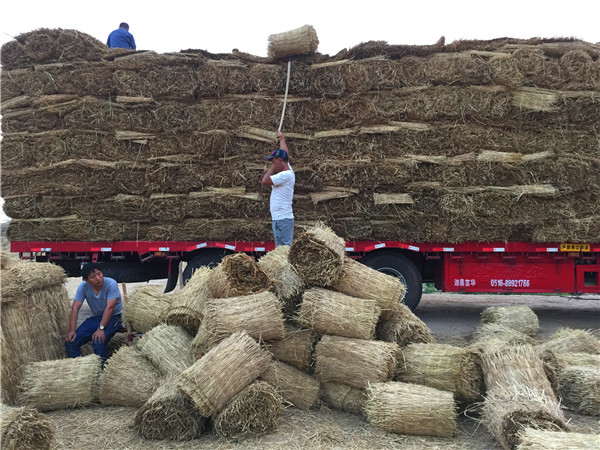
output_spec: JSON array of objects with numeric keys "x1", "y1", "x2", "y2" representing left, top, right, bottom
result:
[{"x1": 560, "y1": 243, "x2": 590, "y2": 252}]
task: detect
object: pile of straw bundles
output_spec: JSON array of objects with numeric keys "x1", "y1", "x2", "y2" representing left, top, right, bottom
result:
[
  {"x1": 365, "y1": 381, "x2": 456, "y2": 438},
  {"x1": 376, "y1": 302, "x2": 436, "y2": 346},
  {"x1": 321, "y1": 382, "x2": 366, "y2": 415},
  {"x1": 122, "y1": 284, "x2": 172, "y2": 333},
  {"x1": 166, "y1": 266, "x2": 211, "y2": 333},
  {"x1": 536, "y1": 328, "x2": 600, "y2": 354},
  {"x1": 208, "y1": 253, "x2": 273, "y2": 298},
  {"x1": 134, "y1": 376, "x2": 207, "y2": 441},
  {"x1": 266, "y1": 325, "x2": 315, "y2": 371},
  {"x1": 136, "y1": 324, "x2": 194, "y2": 376},
  {"x1": 178, "y1": 331, "x2": 271, "y2": 417},
  {"x1": 396, "y1": 343, "x2": 484, "y2": 404},
  {"x1": 268, "y1": 24, "x2": 319, "y2": 59},
  {"x1": 213, "y1": 381, "x2": 284, "y2": 440},
  {"x1": 18, "y1": 354, "x2": 102, "y2": 411},
  {"x1": 1, "y1": 259, "x2": 70, "y2": 404},
  {"x1": 259, "y1": 359, "x2": 320, "y2": 409},
  {"x1": 298, "y1": 288, "x2": 380, "y2": 339},
  {"x1": 481, "y1": 305, "x2": 539, "y2": 337},
  {"x1": 516, "y1": 428, "x2": 600, "y2": 450},
  {"x1": 99, "y1": 345, "x2": 162, "y2": 407},
  {"x1": 1, "y1": 404, "x2": 55, "y2": 450},
  {"x1": 289, "y1": 223, "x2": 346, "y2": 287}
]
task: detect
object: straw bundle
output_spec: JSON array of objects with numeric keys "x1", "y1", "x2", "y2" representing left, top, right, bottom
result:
[
  {"x1": 298, "y1": 288, "x2": 380, "y2": 340},
  {"x1": 365, "y1": 381, "x2": 456, "y2": 438},
  {"x1": 396, "y1": 343, "x2": 484, "y2": 404},
  {"x1": 0, "y1": 259, "x2": 66, "y2": 298},
  {"x1": 481, "y1": 305, "x2": 539, "y2": 337},
  {"x1": 288, "y1": 223, "x2": 346, "y2": 287},
  {"x1": 201, "y1": 291, "x2": 285, "y2": 347},
  {"x1": 517, "y1": 428, "x2": 599, "y2": 450},
  {"x1": 136, "y1": 324, "x2": 194, "y2": 376},
  {"x1": 315, "y1": 335, "x2": 400, "y2": 389},
  {"x1": 330, "y1": 256, "x2": 406, "y2": 317},
  {"x1": 98, "y1": 345, "x2": 162, "y2": 407},
  {"x1": 536, "y1": 328, "x2": 600, "y2": 354},
  {"x1": 134, "y1": 376, "x2": 207, "y2": 441},
  {"x1": 471, "y1": 323, "x2": 535, "y2": 351},
  {"x1": 259, "y1": 359, "x2": 320, "y2": 409},
  {"x1": 0, "y1": 404, "x2": 55, "y2": 450},
  {"x1": 18, "y1": 354, "x2": 102, "y2": 411},
  {"x1": 178, "y1": 331, "x2": 272, "y2": 417},
  {"x1": 268, "y1": 24, "x2": 319, "y2": 59},
  {"x1": 321, "y1": 382, "x2": 366, "y2": 415},
  {"x1": 375, "y1": 302, "x2": 436, "y2": 346},
  {"x1": 540, "y1": 351, "x2": 600, "y2": 371},
  {"x1": 213, "y1": 381, "x2": 284, "y2": 440},
  {"x1": 166, "y1": 266, "x2": 211, "y2": 334},
  {"x1": 265, "y1": 325, "x2": 315, "y2": 370},
  {"x1": 122, "y1": 285, "x2": 172, "y2": 333},
  {"x1": 557, "y1": 365, "x2": 599, "y2": 416},
  {"x1": 207, "y1": 253, "x2": 274, "y2": 298}
]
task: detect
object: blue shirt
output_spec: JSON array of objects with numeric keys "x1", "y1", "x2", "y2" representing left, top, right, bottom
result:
[
  {"x1": 106, "y1": 28, "x2": 136, "y2": 50},
  {"x1": 74, "y1": 277, "x2": 123, "y2": 317}
]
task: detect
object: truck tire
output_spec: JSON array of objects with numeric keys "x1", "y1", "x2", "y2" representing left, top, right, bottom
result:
[
  {"x1": 360, "y1": 251, "x2": 422, "y2": 311},
  {"x1": 182, "y1": 249, "x2": 232, "y2": 285}
]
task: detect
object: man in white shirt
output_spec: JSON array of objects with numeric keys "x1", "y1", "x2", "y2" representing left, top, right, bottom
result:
[{"x1": 261, "y1": 131, "x2": 295, "y2": 246}]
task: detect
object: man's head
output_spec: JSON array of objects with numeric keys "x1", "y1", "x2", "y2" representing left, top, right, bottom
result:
[
  {"x1": 119, "y1": 22, "x2": 129, "y2": 31},
  {"x1": 265, "y1": 149, "x2": 289, "y2": 162},
  {"x1": 81, "y1": 263, "x2": 104, "y2": 289}
]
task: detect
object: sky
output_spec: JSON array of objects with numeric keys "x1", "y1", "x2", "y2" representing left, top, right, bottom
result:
[{"x1": 0, "y1": 0, "x2": 598, "y2": 222}]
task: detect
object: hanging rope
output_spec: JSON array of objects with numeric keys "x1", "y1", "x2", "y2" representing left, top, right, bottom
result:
[{"x1": 278, "y1": 59, "x2": 292, "y2": 133}]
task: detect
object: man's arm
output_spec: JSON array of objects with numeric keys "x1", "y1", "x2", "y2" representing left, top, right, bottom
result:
[
  {"x1": 276, "y1": 131, "x2": 289, "y2": 154},
  {"x1": 66, "y1": 300, "x2": 83, "y2": 342},
  {"x1": 91, "y1": 298, "x2": 117, "y2": 343}
]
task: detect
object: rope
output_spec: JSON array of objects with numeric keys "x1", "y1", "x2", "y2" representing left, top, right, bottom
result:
[{"x1": 278, "y1": 59, "x2": 292, "y2": 133}]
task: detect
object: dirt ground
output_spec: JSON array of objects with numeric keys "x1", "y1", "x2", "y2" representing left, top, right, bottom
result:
[{"x1": 52, "y1": 280, "x2": 599, "y2": 450}]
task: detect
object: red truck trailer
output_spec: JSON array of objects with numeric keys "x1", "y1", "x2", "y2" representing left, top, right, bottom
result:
[{"x1": 11, "y1": 239, "x2": 600, "y2": 310}]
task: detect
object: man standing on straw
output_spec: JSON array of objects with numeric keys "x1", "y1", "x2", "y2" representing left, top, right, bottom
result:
[
  {"x1": 262, "y1": 131, "x2": 296, "y2": 246},
  {"x1": 65, "y1": 263, "x2": 123, "y2": 362}
]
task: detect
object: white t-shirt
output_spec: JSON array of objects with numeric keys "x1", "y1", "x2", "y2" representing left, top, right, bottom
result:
[{"x1": 269, "y1": 165, "x2": 295, "y2": 220}]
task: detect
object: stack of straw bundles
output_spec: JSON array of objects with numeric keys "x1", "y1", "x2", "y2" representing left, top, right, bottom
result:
[
  {"x1": 321, "y1": 382, "x2": 367, "y2": 415},
  {"x1": 516, "y1": 428, "x2": 600, "y2": 450},
  {"x1": 315, "y1": 335, "x2": 400, "y2": 389},
  {"x1": 207, "y1": 253, "x2": 273, "y2": 298},
  {"x1": 268, "y1": 24, "x2": 319, "y2": 59},
  {"x1": 299, "y1": 288, "x2": 380, "y2": 339},
  {"x1": 536, "y1": 328, "x2": 600, "y2": 354},
  {"x1": 365, "y1": 381, "x2": 456, "y2": 438},
  {"x1": 134, "y1": 376, "x2": 207, "y2": 441},
  {"x1": 178, "y1": 331, "x2": 272, "y2": 417},
  {"x1": 122, "y1": 285, "x2": 172, "y2": 333},
  {"x1": 18, "y1": 354, "x2": 102, "y2": 411},
  {"x1": 396, "y1": 343, "x2": 484, "y2": 404},
  {"x1": 1, "y1": 404, "x2": 55, "y2": 450},
  {"x1": 471, "y1": 323, "x2": 535, "y2": 351},
  {"x1": 289, "y1": 223, "x2": 346, "y2": 287},
  {"x1": 213, "y1": 381, "x2": 284, "y2": 440},
  {"x1": 99, "y1": 345, "x2": 162, "y2": 407},
  {"x1": 481, "y1": 305, "x2": 539, "y2": 337},
  {"x1": 330, "y1": 256, "x2": 406, "y2": 317},
  {"x1": 166, "y1": 266, "x2": 211, "y2": 334},
  {"x1": 259, "y1": 359, "x2": 320, "y2": 409},
  {"x1": 266, "y1": 325, "x2": 315, "y2": 371},
  {"x1": 136, "y1": 324, "x2": 194, "y2": 377},
  {"x1": 376, "y1": 302, "x2": 436, "y2": 346}
]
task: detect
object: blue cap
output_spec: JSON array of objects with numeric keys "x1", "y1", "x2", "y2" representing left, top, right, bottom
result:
[{"x1": 265, "y1": 149, "x2": 288, "y2": 161}]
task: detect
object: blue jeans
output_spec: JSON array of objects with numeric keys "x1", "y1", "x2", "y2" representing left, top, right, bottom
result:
[
  {"x1": 65, "y1": 315, "x2": 122, "y2": 361},
  {"x1": 273, "y1": 218, "x2": 294, "y2": 247}
]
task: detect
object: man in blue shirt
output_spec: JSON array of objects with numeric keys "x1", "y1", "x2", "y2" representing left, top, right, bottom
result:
[
  {"x1": 106, "y1": 22, "x2": 136, "y2": 50},
  {"x1": 65, "y1": 263, "x2": 123, "y2": 361}
]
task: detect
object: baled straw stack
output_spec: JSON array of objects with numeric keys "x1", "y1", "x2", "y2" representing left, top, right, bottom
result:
[
  {"x1": 268, "y1": 24, "x2": 319, "y2": 59},
  {"x1": 481, "y1": 305, "x2": 539, "y2": 337},
  {"x1": 516, "y1": 428, "x2": 599, "y2": 450},
  {"x1": 556, "y1": 365, "x2": 599, "y2": 416},
  {"x1": 201, "y1": 291, "x2": 285, "y2": 348},
  {"x1": 315, "y1": 335, "x2": 400, "y2": 389},
  {"x1": 259, "y1": 359, "x2": 320, "y2": 410},
  {"x1": 471, "y1": 323, "x2": 535, "y2": 352},
  {"x1": 99, "y1": 345, "x2": 162, "y2": 407},
  {"x1": 376, "y1": 302, "x2": 436, "y2": 346},
  {"x1": 136, "y1": 324, "x2": 194, "y2": 377},
  {"x1": 365, "y1": 381, "x2": 456, "y2": 438},
  {"x1": 1, "y1": 404, "x2": 55, "y2": 450},
  {"x1": 134, "y1": 376, "x2": 207, "y2": 441},
  {"x1": 321, "y1": 382, "x2": 366, "y2": 415},
  {"x1": 536, "y1": 328, "x2": 600, "y2": 354},
  {"x1": 396, "y1": 343, "x2": 484, "y2": 404},
  {"x1": 330, "y1": 256, "x2": 406, "y2": 318},
  {"x1": 207, "y1": 252, "x2": 274, "y2": 298},
  {"x1": 166, "y1": 266, "x2": 211, "y2": 334},
  {"x1": 258, "y1": 245, "x2": 305, "y2": 319},
  {"x1": 288, "y1": 223, "x2": 346, "y2": 287},
  {"x1": 299, "y1": 288, "x2": 380, "y2": 340},
  {"x1": 178, "y1": 331, "x2": 272, "y2": 417},
  {"x1": 265, "y1": 325, "x2": 315, "y2": 371},
  {"x1": 122, "y1": 284, "x2": 172, "y2": 333},
  {"x1": 213, "y1": 380, "x2": 284, "y2": 440},
  {"x1": 18, "y1": 354, "x2": 102, "y2": 411}
]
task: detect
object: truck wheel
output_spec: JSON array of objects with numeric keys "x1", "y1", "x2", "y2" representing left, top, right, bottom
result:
[
  {"x1": 182, "y1": 249, "x2": 232, "y2": 285},
  {"x1": 360, "y1": 251, "x2": 422, "y2": 311}
]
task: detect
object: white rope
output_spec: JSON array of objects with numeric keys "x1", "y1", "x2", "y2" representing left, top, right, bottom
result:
[{"x1": 278, "y1": 59, "x2": 292, "y2": 133}]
